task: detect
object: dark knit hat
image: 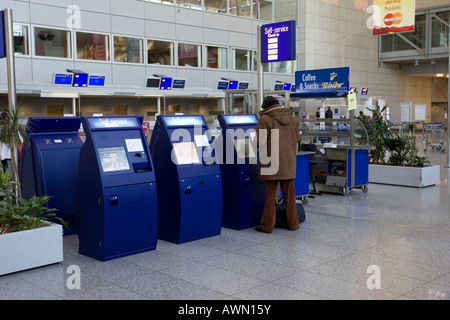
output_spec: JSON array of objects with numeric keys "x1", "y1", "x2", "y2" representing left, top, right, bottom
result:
[{"x1": 261, "y1": 96, "x2": 279, "y2": 109}]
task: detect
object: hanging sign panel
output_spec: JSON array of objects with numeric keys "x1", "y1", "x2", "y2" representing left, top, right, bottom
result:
[
  {"x1": 294, "y1": 67, "x2": 350, "y2": 95},
  {"x1": 0, "y1": 11, "x2": 6, "y2": 59},
  {"x1": 373, "y1": 0, "x2": 416, "y2": 35},
  {"x1": 260, "y1": 20, "x2": 296, "y2": 63}
]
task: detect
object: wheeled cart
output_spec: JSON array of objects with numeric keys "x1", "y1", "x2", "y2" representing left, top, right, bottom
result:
[{"x1": 422, "y1": 122, "x2": 445, "y2": 152}]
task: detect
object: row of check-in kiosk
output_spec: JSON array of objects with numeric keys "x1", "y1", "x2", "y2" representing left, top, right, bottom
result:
[{"x1": 19, "y1": 114, "x2": 309, "y2": 262}]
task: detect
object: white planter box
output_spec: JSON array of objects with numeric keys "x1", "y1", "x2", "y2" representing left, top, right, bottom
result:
[
  {"x1": 369, "y1": 164, "x2": 441, "y2": 187},
  {"x1": 0, "y1": 222, "x2": 63, "y2": 276}
]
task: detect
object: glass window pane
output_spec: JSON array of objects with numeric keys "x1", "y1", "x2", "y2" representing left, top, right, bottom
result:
[
  {"x1": 13, "y1": 24, "x2": 29, "y2": 55},
  {"x1": 114, "y1": 36, "x2": 144, "y2": 63},
  {"x1": 274, "y1": 0, "x2": 297, "y2": 22},
  {"x1": 178, "y1": 42, "x2": 201, "y2": 67},
  {"x1": 76, "y1": 32, "x2": 110, "y2": 61},
  {"x1": 204, "y1": 0, "x2": 227, "y2": 13},
  {"x1": 272, "y1": 60, "x2": 295, "y2": 74},
  {"x1": 381, "y1": 14, "x2": 426, "y2": 52},
  {"x1": 147, "y1": 0, "x2": 173, "y2": 4},
  {"x1": 207, "y1": 46, "x2": 228, "y2": 69},
  {"x1": 252, "y1": 51, "x2": 270, "y2": 72},
  {"x1": 230, "y1": 0, "x2": 251, "y2": 18},
  {"x1": 148, "y1": 40, "x2": 174, "y2": 65},
  {"x1": 431, "y1": 11, "x2": 449, "y2": 48},
  {"x1": 34, "y1": 27, "x2": 71, "y2": 58},
  {"x1": 232, "y1": 48, "x2": 251, "y2": 71},
  {"x1": 176, "y1": 0, "x2": 201, "y2": 9},
  {"x1": 255, "y1": 0, "x2": 272, "y2": 20}
]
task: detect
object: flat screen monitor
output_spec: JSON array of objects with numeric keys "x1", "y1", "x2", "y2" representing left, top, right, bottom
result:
[
  {"x1": 217, "y1": 81, "x2": 229, "y2": 90},
  {"x1": 160, "y1": 77, "x2": 172, "y2": 90},
  {"x1": 228, "y1": 81, "x2": 238, "y2": 90},
  {"x1": 73, "y1": 73, "x2": 89, "y2": 87},
  {"x1": 291, "y1": 84, "x2": 296, "y2": 92},
  {"x1": 223, "y1": 115, "x2": 258, "y2": 125},
  {"x1": 283, "y1": 83, "x2": 291, "y2": 91},
  {"x1": 88, "y1": 75, "x2": 106, "y2": 87},
  {"x1": 238, "y1": 82, "x2": 249, "y2": 90},
  {"x1": 361, "y1": 88, "x2": 368, "y2": 95},
  {"x1": 98, "y1": 146, "x2": 130, "y2": 172},
  {"x1": 234, "y1": 138, "x2": 256, "y2": 159},
  {"x1": 53, "y1": 73, "x2": 74, "y2": 86},
  {"x1": 173, "y1": 79, "x2": 186, "y2": 89},
  {"x1": 274, "y1": 83, "x2": 284, "y2": 90},
  {"x1": 163, "y1": 116, "x2": 205, "y2": 127},
  {"x1": 172, "y1": 142, "x2": 201, "y2": 165},
  {"x1": 146, "y1": 77, "x2": 161, "y2": 88}
]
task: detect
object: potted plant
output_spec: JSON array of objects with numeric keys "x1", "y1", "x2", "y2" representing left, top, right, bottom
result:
[
  {"x1": 366, "y1": 106, "x2": 440, "y2": 188},
  {"x1": 0, "y1": 104, "x2": 65, "y2": 276}
]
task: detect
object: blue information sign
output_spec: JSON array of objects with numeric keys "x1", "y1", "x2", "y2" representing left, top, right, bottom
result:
[
  {"x1": 223, "y1": 115, "x2": 258, "y2": 125},
  {"x1": 295, "y1": 67, "x2": 349, "y2": 95},
  {"x1": 163, "y1": 116, "x2": 205, "y2": 127},
  {"x1": 88, "y1": 117, "x2": 139, "y2": 129},
  {"x1": 261, "y1": 20, "x2": 296, "y2": 63},
  {"x1": 88, "y1": 75, "x2": 106, "y2": 86},
  {"x1": 0, "y1": 11, "x2": 6, "y2": 59}
]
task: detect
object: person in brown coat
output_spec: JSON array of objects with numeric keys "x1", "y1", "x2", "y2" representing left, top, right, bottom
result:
[{"x1": 255, "y1": 96, "x2": 300, "y2": 233}]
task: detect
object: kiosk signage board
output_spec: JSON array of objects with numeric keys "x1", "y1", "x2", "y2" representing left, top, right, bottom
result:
[
  {"x1": 217, "y1": 114, "x2": 265, "y2": 230},
  {"x1": 260, "y1": 20, "x2": 296, "y2": 63},
  {"x1": 77, "y1": 116, "x2": 158, "y2": 261},
  {"x1": 149, "y1": 115, "x2": 223, "y2": 244},
  {"x1": 20, "y1": 117, "x2": 83, "y2": 235},
  {"x1": 294, "y1": 67, "x2": 350, "y2": 96}
]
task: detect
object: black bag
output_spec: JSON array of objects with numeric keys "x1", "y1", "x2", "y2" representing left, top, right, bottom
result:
[{"x1": 275, "y1": 199, "x2": 306, "y2": 229}]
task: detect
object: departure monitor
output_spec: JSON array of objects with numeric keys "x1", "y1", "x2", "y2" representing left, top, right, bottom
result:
[
  {"x1": 217, "y1": 81, "x2": 229, "y2": 90},
  {"x1": 98, "y1": 146, "x2": 130, "y2": 172},
  {"x1": 234, "y1": 138, "x2": 256, "y2": 159},
  {"x1": 146, "y1": 77, "x2": 161, "y2": 88},
  {"x1": 172, "y1": 142, "x2": 201, "y2": 165},
  {"x1": 89, "y1": 75, "x2": 106, "y2": 87}
]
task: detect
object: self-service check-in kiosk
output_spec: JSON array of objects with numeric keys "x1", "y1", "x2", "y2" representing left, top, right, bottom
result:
[
  {"x1": 20, "y1": 117, "x2": 83, "y2": 235},
  {"x1": 150, "y1": 115, "x2": 223, "y2": 244},
  {"x1": 77, "y1": 116, "x2": 158, "y2": 261},
  {"x1": 217, "y1": 114, "x2": 265, "y2": 230}
]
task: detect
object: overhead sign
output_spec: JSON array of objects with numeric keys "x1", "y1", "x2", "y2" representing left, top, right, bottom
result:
[
  {"x1": 0, "y1": 11, "x2": 6, "y2": 59},
  {"x1": 294, "y1": 67, "x2": 350, "y2": 95},
  {"x1": 373, "y1": 0, "x2": 416, "y2": 35},
  {"x1": 261, "y1": 20, "x2": 296, "y2": 63}
]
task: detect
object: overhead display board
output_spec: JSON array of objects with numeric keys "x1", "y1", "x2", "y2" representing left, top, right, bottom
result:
[{"x1": 260, "y1": 20, "x2": 296, "y2": 63}]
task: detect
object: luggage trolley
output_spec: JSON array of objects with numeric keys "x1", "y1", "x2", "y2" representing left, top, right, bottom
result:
[{"x1": 422, "y1": 122, "x2": 445, "y2": 152}]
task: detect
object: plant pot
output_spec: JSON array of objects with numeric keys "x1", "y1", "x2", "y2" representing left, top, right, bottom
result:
[
  {"x1": 0, "y1": 222, "x2": 63, "y2": 276},
  {"x1": 368, "y1": 164, "x2": 440, "y2": 187}
]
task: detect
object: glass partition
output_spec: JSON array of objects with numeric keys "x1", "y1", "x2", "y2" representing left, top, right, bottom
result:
[
  {"x1": 431, "y1": 11, "x2": 449, "y2": 48},
  {"x1": 13, "y1": 24, "x2": 29, "y2": 55}
]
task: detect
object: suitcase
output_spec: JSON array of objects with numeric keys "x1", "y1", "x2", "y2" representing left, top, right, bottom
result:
[{"x1": 275, "y1": 199, "x2": 306, "y2": 229}]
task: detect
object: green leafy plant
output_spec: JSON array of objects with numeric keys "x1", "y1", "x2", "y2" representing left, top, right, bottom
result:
[
  {"x1": 385, "y1": 133, "x2": 430, "y2": 167},
  {"x1": 364, "y1": 106, "x2": 392, "y2": 164},
  {"x1": 0, "y1": 103, "x2": 29, "y2": 198},
  {"x1": 0, "y1": 167, "x2": 66, "y2": 234}
]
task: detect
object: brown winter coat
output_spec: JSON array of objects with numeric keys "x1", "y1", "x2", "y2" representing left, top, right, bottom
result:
[{"x1": 256, "y1": 104, "x2": 300, "y2": 180}]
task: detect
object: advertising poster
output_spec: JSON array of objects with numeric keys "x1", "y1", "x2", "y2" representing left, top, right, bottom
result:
[{"x1": 373, "y1": 0, "x2": 416, "y2": 35}]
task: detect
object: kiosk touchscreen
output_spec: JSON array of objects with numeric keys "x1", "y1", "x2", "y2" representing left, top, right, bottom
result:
[
  {"x1": 149, "y1": 115, "x2": 223, "y2": 244},
  {"x1": 20, "y1": 117, "x2": 83, "y2": 235},
  {"x1": 77, "y1": 116, "x2": 158, "y2": 261},
  {"x1": 217, "y1": 114, "x2": 265, "y2": 230}
]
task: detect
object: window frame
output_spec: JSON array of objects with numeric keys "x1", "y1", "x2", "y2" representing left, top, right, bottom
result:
[
  {"x1": 32, "y1": 25, "x2": 73, "y2": 60},
  {"x1": 205, "y1": 44, "x2": 229, "y2": 70},
  {"x1": 147, "y1": 38, "x2": 175, "y2": 66},
  {"x1": 177, "y1": 41, "x2": 203, "y2": 68},
  {"x1": 112, "y1": 33, "x2": 146, "y2": 65},
  {"x1": 75, "y1": 30, "x2": 111, "y2": 63}
]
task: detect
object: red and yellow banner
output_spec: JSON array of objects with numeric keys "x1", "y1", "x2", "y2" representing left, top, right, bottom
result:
[{"x1": 373, "y1": 0, "x2": 416, "y2": 35}]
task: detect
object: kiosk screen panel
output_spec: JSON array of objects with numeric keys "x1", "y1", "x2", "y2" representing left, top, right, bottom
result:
[
  {"x1": 98, "y1": 146, "x2": 130, "y2": 172},
  {"x1": 172, "y1": 142, "x2": 201, "y2": 165},
  {"x1": 224, "y1": 115, "x2": 258, "y2": 125},
  {"x1": 163, "y1": 116, "x2": 204, "y2": 127},
  {"x1": 234, "y1": 138, "x2": 256, "y2": 159}
]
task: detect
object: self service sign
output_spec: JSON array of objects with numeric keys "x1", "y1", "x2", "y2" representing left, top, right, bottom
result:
[{"x1": 261, "y1": 20, "x2": 296, "y2": 63}]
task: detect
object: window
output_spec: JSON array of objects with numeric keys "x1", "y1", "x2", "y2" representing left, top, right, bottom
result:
[
  {"x1": 232, "y1": 48, "x2": 251, "y2": 71},
  {"x1": 252, "y1": 51, "x2": 271, "y2": 72},
  {"x1": 76, "y1": 32, "x2": 110, "y2": 61},
  {"x1": 206, "y1": 46, "x2": 228, "y2": 69},
  {"x1": 204, "y1": 0, "x2": 227, "y2": 13},
  {"x1": 178, "y1": 42, "x2": 201, "y2": 67},
  {"x1": 254, "y1": 0, "x2": 272, "y2": 20},
  {"x1": 272, "y1": 60, "x2": 296, "y2": 74},
  {"x1": 431, "y1": 11, "x2": 449, "y2": 48},
  {"x1": 13, "y1": 24, "x2": 29, "y2": 55},
  {"x1": 34, "y1": 26, "x2": 71, "y2": 58},
  {"x1": 148, "y1": 39, "x2": 174, "y2": 65},
  {"x1": 113, "y1": 36, "x2": 144, "y2": 63},
  {"x1": 176, "y1": 0, "x2": 202, "y2": 10},
  {"x1": 230, "y1": 0, "x2": 251, "y2": 18}
]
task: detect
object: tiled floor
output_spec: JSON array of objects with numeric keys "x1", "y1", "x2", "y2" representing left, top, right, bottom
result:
[{"x1": 1, "y1": 134, "x2": 450, "y2": 300}]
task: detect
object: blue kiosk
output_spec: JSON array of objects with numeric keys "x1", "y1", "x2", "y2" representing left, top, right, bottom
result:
[
  {"x1": 20, "y1": 117, "x2": 83, "y2": 235},
  {"x1": 77, "y1": 116, "x2": 158, "y2": 261},
  {"x1": 149, "y1": 115, "x2": 223, "y2": 244},
  {"x1": 217, "y1": 114, "x2": 265, "y2": 230}
]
